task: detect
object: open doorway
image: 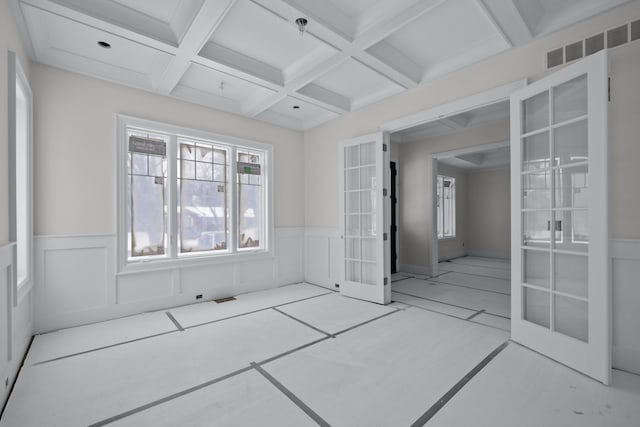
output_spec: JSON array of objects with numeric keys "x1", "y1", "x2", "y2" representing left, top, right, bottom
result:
[{"x1": 387, "y1": 94, "x2": 514, "y2": 332}]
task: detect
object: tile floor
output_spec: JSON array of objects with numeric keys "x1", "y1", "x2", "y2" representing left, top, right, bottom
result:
[{"x1": 1, "y1": 257, "x2": 639, "y2": 426}]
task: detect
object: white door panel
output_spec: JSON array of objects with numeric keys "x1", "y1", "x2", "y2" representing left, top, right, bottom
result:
[
  {"x1": 510, "y1": 50, "x2": 609, "y2": 384},
  {"x1": 339, "y1": 132, "x2": 390, "y2": 304}
]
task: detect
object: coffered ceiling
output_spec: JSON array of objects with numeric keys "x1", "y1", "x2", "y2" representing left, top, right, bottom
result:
[{"x1": 12, "y1": 0, "x2": 632, "y2": 131}]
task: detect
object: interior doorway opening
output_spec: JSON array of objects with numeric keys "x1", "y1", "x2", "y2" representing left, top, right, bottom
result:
[{"x1": 384, "y1": 82, "x2": 521, "y2": 333}]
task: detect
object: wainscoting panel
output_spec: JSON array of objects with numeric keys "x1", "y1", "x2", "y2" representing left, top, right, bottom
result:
[
  {"x1": 116, "y1": 270, "x2": 176, "y2": 304},
  {"x1": 276, "y1": 227, "x2": 305, "y2": 285},
  {"x1": 304, "y1": 228, "x2": 340, "y2": 289},
  {"x1": 1, "y1": 242, "x2": 33, "y2": 411},
  {"x1": 33, "y1": 228, "x2": 304, "y2": 333},
  {"x1": 179, "y1": 263, "x2": 235, "y2": 301},
  {"x1": 45, "y1": 247, "x2": 108, "y2": 312},
  {"x1": 611, "y1": 239, "x2": 640, "y2": 375},
  {"x1": 1, "y1": 244, "x2": 12, "y2": 398}
]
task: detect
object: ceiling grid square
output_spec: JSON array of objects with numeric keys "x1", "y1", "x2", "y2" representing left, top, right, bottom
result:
[{"x1": 12, "y1": 0, "x2": 634, "y2": 131}]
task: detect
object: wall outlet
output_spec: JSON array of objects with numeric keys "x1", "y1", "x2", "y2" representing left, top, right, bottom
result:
[{"x1": 196, "y1": 294, "x2": 203, "y2": 300}]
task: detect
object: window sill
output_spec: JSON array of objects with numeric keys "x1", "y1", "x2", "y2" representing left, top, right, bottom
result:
[{"x1": 117, "y1": 249, "x2": 274, "y2": 276}]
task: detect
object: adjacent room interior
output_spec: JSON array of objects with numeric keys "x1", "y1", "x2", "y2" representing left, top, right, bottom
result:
[{"x1": 2, "y1": 0, "x2": 640, "y2": 426}]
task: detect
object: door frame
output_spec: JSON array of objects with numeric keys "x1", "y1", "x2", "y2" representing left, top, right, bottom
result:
[{"x1": 380, "y1": 79, "x2": 525, "y2": 276}]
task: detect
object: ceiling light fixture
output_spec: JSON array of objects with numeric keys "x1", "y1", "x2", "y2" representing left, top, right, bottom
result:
[
  {"x1": 97, "y1": 41, "x2": 111, "y2": 49},
  {"x1": 295, "y1": 17, "x2": 308, "y2": 36}
]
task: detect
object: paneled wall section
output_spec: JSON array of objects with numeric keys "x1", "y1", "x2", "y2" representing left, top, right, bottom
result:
[{"x1": 33, "y1": 228, "x2": 304, "y2": 333}]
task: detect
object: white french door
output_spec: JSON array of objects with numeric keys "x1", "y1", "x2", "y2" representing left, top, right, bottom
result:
[
  {"x1": 510, "y1": 50, "x2": 610, "y2": 383},
  {"x1": 338, "y1": 132, "x2": 390, "y2": 305}
]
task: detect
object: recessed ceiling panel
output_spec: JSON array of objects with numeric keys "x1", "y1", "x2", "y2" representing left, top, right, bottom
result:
[
  {"x1": 49, "y1": 0, "x2": 204, "y2": 45},
  {"x1": 327, "y1": 0, "x2": 418, "y2": 35},
  {"x1": 172, "y1": 63, "x2": 275, "y2": 114},
  {"x1": 513, "y1": 0, "x2": 630, "y2": 36},
  {"x1": 381, "y1": 0, "x2": 507, "y2": 75},
  {"x1": 309, "y1": 58, "x2": 403, "y2": 110},
  {"x1": 258, "y1": 96, "x2": 339, "y2": 131},
  {"x1": 207, "y1": 0, "x2": 336, "y2": 80},
  {"x1": 22, "y1": 4, "x2": 172, "y2": 90}
]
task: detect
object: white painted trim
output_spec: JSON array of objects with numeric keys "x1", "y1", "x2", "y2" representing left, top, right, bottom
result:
[
  {"x1": 0, "y1": 243, "x2": 15, "y2": 270},
  {"x1": 379, "y1": 79, "x2": 526, "y2": 133},
  {"x1": 116, "y1": 114, "x2": 275, "y2": 274},
  {"x1": 432, "y1": 140, "x2": 510, "y2": 159},
  {"x1": 8, "y1": 51, "x2": 34, "y2": 306},
  {"x1": 611, "y1": 239, "x2": 640, "y2": 260}
]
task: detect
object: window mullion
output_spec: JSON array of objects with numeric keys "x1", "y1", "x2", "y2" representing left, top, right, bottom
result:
[
  {"x1": 229, "y1": 146, "x2": 238, "y2": 254},
  {"x1": 168, "y1": 135, "x2": 178, "y2": 259}
]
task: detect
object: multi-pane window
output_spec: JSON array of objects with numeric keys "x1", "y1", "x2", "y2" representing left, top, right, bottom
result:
[
  {"x1": 437, "y1": 175, "x2": 456, "y2": 239},
  {"x1": 120, "y1": 116, "x2": 270, "y2": 267},
  {"x1": 237, "y1": 150, "x2": 263, "y2": 249},
  {"x1": 127, "y1": 131, "x2": 169, "y2": 258},
  {"x1": 178, "y1": 140, "x2": 228, "y2": 253}
]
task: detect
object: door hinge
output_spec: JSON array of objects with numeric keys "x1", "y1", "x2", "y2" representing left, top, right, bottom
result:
[
  {"x1": 383, "y1": 188, "x2": 388, "y2": 196},
  {"x1": 608, "y1": 77, "x2": 611, "y2": 102},
  {"x1": 384, "y1": 277, "x2": 388, "y2": 285},
  {"x1": 383, "y1": 143, "x2": 387, "y2": 152},
  {"x1": 383, "y1": 233, "x2": 388, "y2": 241}
]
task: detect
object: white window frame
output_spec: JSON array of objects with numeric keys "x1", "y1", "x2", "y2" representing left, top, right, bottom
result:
[
  {"x1": 117, "y1": 115, "x2": 274, "y2": 273},
  {"x1": 437, "y1": 175, "x2": 456, "y2": 240},
  {"x1": 8, "y1": 51, "x2": 33, "y2": 304}
]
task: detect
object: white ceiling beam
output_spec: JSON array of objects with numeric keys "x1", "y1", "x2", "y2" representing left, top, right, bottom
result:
[
  {"x1": 240, "y1": 0, "x2": 442, "y2": 116},
  {"x1": 456, "y1": 152, "x2": 485, "y2": 166},
  {"x1": 199, "y1": 42, "x2": 284, "y2": 86},
  {"x1": 476, "y1": 0, "x2": 533, "y2": 47},
  {"x1": 242, "y1": 91, "x2": 287, "y2": 117},
  {"x1": 296, "y1": 83, "x2": 350, "y2": 114},
  {"x1": 438, "y1": 116, "x2": 468, "y2": 130},
  {"x1": 156, "y1": 0, "x2": 238, "y2": 94},
  {"x1": 279, "y1": 0, "x2": 354, "y2": 41},
  {"x1": 363, "y1": 40, "x2": 422, "y2": 85}
]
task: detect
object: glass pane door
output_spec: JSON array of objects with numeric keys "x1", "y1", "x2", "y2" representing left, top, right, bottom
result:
[
  {"x1": 511, "y1": 50, "x2": 609, "y2": 384},
  {"x1": 339, "y1": 133, "x2": 390, "y2": 304}
]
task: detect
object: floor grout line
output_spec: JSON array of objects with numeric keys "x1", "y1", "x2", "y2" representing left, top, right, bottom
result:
[
  {"x1": 465, "y1": 309, "x2": 486, "y2": 321},
  {"x1": 251, "y1": 363, "x2": 331, "y2": 427},
  {"x1": 391, "y1": 298, "x2": 510, "y2": 333},
  {"x1": 271, "y1": 307, "x2": 336, "y2": 338},
  {"x1": 410, "y1": 341, "x2": 510, "y2": 427},
  {"x1": 392, "y1": 289, "x2": 511, "y2": 320},
  {"x1": 334, "y1": 309, "x2": 402, "y2": 336},
  {"x1": 86, "y1": 365, "x2": 255, "y2": 427},
  {"x1": 34, "y1": 289, "x2": 334, "y2": 367},
  {"x1": 183, "y1": 291, "x2": 334, "y2": 330},
  {"x1": 256, "y1": 337, "x2": 332, "y2": 366},
  {"x1": 165, "y1": 311, "x2": 184, "y2": 331},
  {"x1": 438, "y1": 268, "x2": 510, "y2": 281},
  {"x1": 31, "y1": 330, "x2": 180, "y2": 366},
  {"x1": 419, "y1": 277, "x2": 511, "y2": 296}
]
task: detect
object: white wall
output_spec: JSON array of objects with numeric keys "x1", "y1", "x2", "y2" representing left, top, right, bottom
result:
[
  {"x1": 1, "y1": 0, "x2": 34, "y2": 409},
  {"x1": 302, "y1": 2, "x2": 640, "y2": 375},
  {"x1": 29, "y1": 65, "x2": 306, "y2": 333},
  {"x1": 464, "y1": 167, "x2": 510, "y2": 259}
]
